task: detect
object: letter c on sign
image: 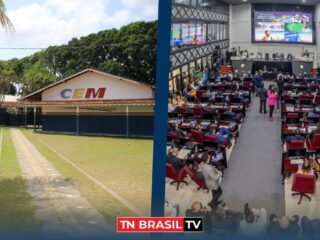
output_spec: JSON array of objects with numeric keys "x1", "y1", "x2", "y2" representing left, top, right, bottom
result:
[{"x1": 60, "y1": 89, "x2": 72, "y2": 99}]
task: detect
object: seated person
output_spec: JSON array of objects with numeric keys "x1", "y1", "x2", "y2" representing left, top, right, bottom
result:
[
  {"x1": 203, "y1": 89, "x2": 212, "y2": 98},
  {"x1": 285, "y1": 133, "x2": 305, "y2": 143},
  {"x1": 186, "y1": 202, "x2": 211, "y2": 232},
  {"x1": 239, "y1": 203, "x2": 267, "y2": 238},
  {"x1": 186, "y1": 202, "x2": 243, "y2": 234},
  {"x1": 208, "y1": 205, "x2": 243, "y2": 234},
  {"x1": 165, "y1": 200, "x2": 180, "y2": 217},
  {"x1": 231, "y1": 80, "x2": 239, "y2": 90},
  {"x1": 188, "y1": 88, "x2": 197, "y2": 97},
  {"x1": 168, "y1": 97, "x2": 176, "y2": 113},
  {"x1": 298, "y1": 156, "x2": 319, "y2": 178},
  {"x1": 190, "y1": 158, "x2": 204, "y2": 181},
  {"x1": 168, "y1": 123, "x2": 187, "y2": 138},
  {"x1": 266, "y1": 215, "x2": 300, "y2": 238},
  {"x1": 182, "y1": 86, "x2": 190, "y2": 97},
  {"x1": 307, "y1": 108, "x2": 320, "y2": 118},
  {"x1": 222, "y1": 107, "x2": 242, "y2": 122},
  {"x1": 209, "y1": 127, "x2": 232, "y2": 146},
  {"x1": 166, "y1": 147, "x2": 186, "y2": 172},
  {"x1": 301, "y1": 216, "x2": 320, "y2": 237}
]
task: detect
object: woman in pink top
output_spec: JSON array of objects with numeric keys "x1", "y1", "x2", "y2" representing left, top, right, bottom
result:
[{"x1": 267, "y1": 85, "x2": 278, "y2": 121}]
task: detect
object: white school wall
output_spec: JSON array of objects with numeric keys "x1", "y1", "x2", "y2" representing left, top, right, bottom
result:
[
  {"x1": 229, "y1": 4, "x2": 320, "y2": 68},
  {"x1": 42, "y1": 71, "x2": 153, "y2": 101}
]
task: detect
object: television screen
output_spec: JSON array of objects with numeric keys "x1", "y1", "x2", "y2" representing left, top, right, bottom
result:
[
  {"x1": 171, "y1": 24, "x2": 183, "y2": 48},
  {"x1": 253, "y1": 11, "x2": 314, "y2": 44},
  {"x1": 171, "y1": 23, "x2": 207, "y2": 47}
]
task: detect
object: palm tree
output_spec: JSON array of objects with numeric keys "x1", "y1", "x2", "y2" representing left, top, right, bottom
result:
[
  {"x1": 0, "y1": 0, "x2": 13, "y2": 107},
  {"x1": 0, "y1": 0, "x2": 13, "y2": 31}
]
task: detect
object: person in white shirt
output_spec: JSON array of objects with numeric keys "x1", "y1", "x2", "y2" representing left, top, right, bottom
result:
[{"x1": 239, "y1": 203, "x2": 268, "y2": 238}]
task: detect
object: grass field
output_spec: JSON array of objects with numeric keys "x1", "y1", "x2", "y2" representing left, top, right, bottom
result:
[
  {"x1": 23, "y1": 130, "x2": 153, "y2": 225},
  {"x1": 0, "y1": 128, "x2": 40, "y2": 233}
]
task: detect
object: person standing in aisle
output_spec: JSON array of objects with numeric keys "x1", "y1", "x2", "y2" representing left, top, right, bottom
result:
[
  {"x1": 200, "y1": 153, "x2": 223, "y2": 208},
  {"x1": 254, "y1": 72, "x2": 263, "y2": 97},
  {"x1": 276, "y1": 74, "x2": 284, "y2": 109},
  {"x1": 267, "y1": 85, "x2": 278, "y2": 121},
  {"x1": 259, "y1": 83, "x2": 268, "y2": 114}
]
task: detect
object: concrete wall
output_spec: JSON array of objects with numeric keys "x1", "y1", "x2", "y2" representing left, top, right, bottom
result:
[{"x1": 229, "y1": 4, "x2": 318, "y2": 67}]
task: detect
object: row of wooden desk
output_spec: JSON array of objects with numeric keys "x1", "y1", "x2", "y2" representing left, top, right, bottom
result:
[{"x1": 281, "y1": 88, "x2": 320, "y2": 183}]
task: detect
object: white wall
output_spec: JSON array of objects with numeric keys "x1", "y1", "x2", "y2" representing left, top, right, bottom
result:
[
  {"x1": 229, "y1": 4, "x2": 318, "y2": 67},
  {"x1": 42, "y1": 72, "x2": 153, "y2": 101}
]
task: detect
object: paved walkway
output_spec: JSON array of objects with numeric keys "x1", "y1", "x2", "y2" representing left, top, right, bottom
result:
[
  {"x1": 220, "y1": 83, "x2": 285, "y2": 215},
  {"x1": 11, "y1": 128, "x2": 113, "y2": 237}
]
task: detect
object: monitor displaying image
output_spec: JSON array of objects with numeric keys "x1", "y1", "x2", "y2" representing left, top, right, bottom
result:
[
  {"x1": 253, "y1": 10, "x2": 315, "y2": 44},
  {"x1": 170, "y1": 23, "x2": 207, "y2": 47}
]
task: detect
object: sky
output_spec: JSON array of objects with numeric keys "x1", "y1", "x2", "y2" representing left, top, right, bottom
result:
[{"x1": 0, "y1": 0, "x2": 158, "y2": 60}]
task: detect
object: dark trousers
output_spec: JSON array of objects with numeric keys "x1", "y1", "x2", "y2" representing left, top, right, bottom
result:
[
  {"x1": 277, "y1": 91, "x2": 282, "y2": 109},
  {"x1": 260, "y1": 99, "x2": 267, "y2": 113},
  {"x1": 269, "y1": 105, "x2": 275, "y2": 118},
  {"x1": 210, "y1": 186, "x2": 222, "y2": 204}
]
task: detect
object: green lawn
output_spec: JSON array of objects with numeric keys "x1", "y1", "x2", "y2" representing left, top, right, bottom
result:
[
  {"x1": 23, "y1": 130, "x2": 153, "y2": 226},
  {"x1": 0, "y1": 128, "x2": 40, "y2": 233}
]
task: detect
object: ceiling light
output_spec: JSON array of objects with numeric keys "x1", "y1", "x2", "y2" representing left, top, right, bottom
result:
[{"x1": 302, "y1": 0, "x2": 307, "y2": 3}]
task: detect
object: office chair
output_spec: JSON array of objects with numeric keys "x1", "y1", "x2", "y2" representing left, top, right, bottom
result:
[
  {"x1": 188, "y1": 129, "x2": 204, "y2": 148},
  {"x1": 166, "y1": 163, "x2": 188, "y2": 190},
  {"x1": 291, "y1": 173, "x2": 316, "y2": 204},
  {"x1": 179, "y1": 166, "x2": 208, "y2": 192},
  {"x1": 193, "y1": 106, "x2": 203, "y2": 118},
  {"x1": 306, "y1": 133, "x2": 320, "y2": 152}
]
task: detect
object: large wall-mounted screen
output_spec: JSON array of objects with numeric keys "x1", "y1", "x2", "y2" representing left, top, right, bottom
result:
[
  {"x1": 252, "y1": 5, "x2": 315, "y2": 44},
  {"x1": 171, "y1": 23, "x2": 206, "y2": 48}
]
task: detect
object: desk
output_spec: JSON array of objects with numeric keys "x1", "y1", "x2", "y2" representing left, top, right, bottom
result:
[
  {"x1": 282, "y1": 125, "x2": 308, "y2": 138},
  {"x1": 232, "y1": 59, "x2": 313, "y2": 76},
  {"x1": 263, "y1": 72, "x2": 277, "y2": 81}
]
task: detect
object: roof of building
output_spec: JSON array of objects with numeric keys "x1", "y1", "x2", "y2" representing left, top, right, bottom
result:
[
  {"x1": 19, "y1": 68, "x2": 154, "y2": 101},
  {"x1": 1, "y1": 98, "x2": 154, "y2": 108},
  {"x1": 3, "y1": 95, "x2": 19, "y2": 102}
]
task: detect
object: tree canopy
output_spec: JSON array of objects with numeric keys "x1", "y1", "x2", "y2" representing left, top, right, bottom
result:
[{"x1": 0, "y1": 21, "x2": 157, "y2": 96}]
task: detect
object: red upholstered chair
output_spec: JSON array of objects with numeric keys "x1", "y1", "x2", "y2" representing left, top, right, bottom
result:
[
  {"x1": 306, "y1": 133, "x2": 320, "y2": 152},
  {"x1": 188, "y1": 129, "x2": 204, "y2": 144},
  {"x1": 314, "y1": 95, "x2": 320, "y2": 105},
  {"x1": 282, "y1": 94, "x2": 291, "y2": 101},
  {"x1": 287, "y1": 112, "x2": 299, "y2": 118},
  {"x1": 203, "y1": 134, "x2": 220, "y2": 150},
  {"x1": 169, "y1": 131, "x2": 180, "y2": 141},
  {"x1": 179, "y1": 166, "x2": 208, "y2": 192},
  {"x1": 284, "y1": 159, "x2": 299, "y2": 175},
  {"x1": 177, "y1": 106, "x2": 187, "y2": 115},
  {"x1": 286, "y1": 84, "x2": 294, "y2": 89},
  {"x1": 193, "y1": 106, "x2": 203, "y2": 118},
  {"x1": 287, "y1": 140, "x2": 305, "y2": 150},
  {"x1": 299, "y1": 95, "x2": 313, "y2": 101},
  {"x1": 166, "y1": 163, "x2": 188, "y2": 190},
  {"x1": 216, "y1": 84, "x2": 225, "y2": 90},
  {"x1": 243, "y1": 81, "x2": 251, "y2": 90},
  {"x1": 196, "y1": 90, "x2": 206, "y2": 99},
  {"x1": 291, "y1": 173, "x2": 316, "y2": 204}
]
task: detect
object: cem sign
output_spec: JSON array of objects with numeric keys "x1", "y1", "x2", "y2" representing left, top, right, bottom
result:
[{"x1": 60, "y1": 88, "x2": 106, "y2": 100}]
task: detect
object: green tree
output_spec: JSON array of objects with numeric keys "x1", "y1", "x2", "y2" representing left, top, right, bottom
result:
[{"x1": 0, "y1": 0, "x2": 13, "y2": 31}]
